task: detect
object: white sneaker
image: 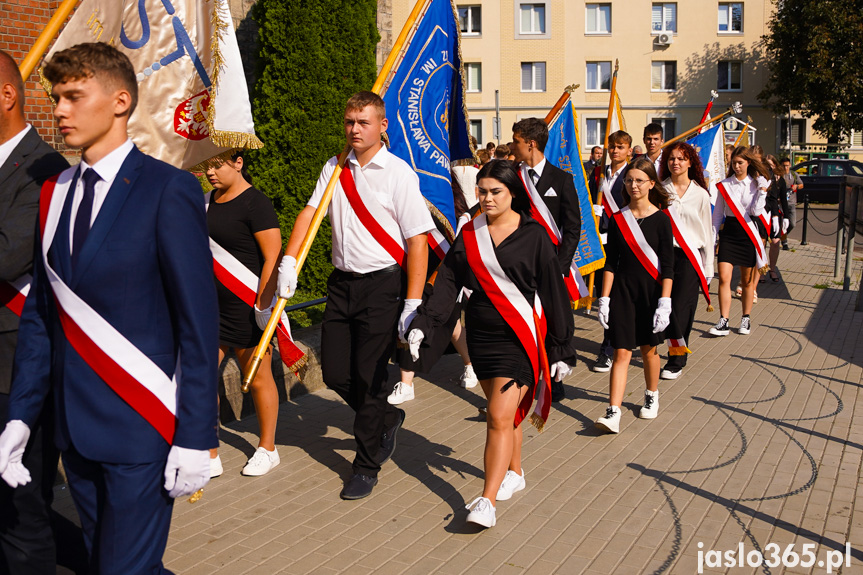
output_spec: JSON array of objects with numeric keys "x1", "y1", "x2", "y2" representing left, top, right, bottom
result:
[
  {"x1": 209, "y1": 455, "x2": 223, "y2": 478},
  {"x1": 639, "y1": 390, "x2": 659, "y2": 419},
  {"x1": 660, "y1": 366, "x2": 682, "y2": 380},
  {"x1": 387, "y1": 381, "x2": 415, "y2": 405},
  {"x1": 241, "y1": 447, "x2": 280, "y2": 476},
  {"x1": 595, "y1": 406, "x2": 621, "y2": 434},
  {"x1": 738, "y1": 316, "x2": 751, "y2": 335},
  {"x1": 465, "y1": 497, "x2": 496, "y2": 528},
  {"x1": 496, "y1": 469, "x2": 526, "y2": 501},
  {"x1": 460, "y1": 365, "x2": 478, "y2": 388}
]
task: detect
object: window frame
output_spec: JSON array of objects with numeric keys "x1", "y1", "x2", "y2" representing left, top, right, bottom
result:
[
  {"x1": 650, "y1": 116, "x2": 679, "y2": 140},
  {"x1": 651, "y1": 3, "x2": 677, "y2": 34},
  {"x1": 717, "y1": 60, "x2": 743, "y2": 92},
  {"x1": 585, "y1": 61, "x2": 612, "y2": 92},
  {"x1": 469, "y1": 118, "x2": 484, "y2": 145},
  {"x1": 465, "y1": 62, "x2": 482, "y2": 93},
  {"x1": 585, "y1": 3, "x2": 612, "y2": 35},
  {"x1": 584, "y1": 117, "x2": 609, "y2": 150},
  {"x1": 650, "y1": 61, "x2": 677, "y2": 92},
  {"x1": 518, "y1": 3, "x2": 547, "y2": 35},
  {"x1": 779, "y1": 118, "x2": 807, "y2": 145},
  {"x1": 521, "y1": 61, "x2": 547, "y2": 93},
  {"x1": 717, "y1": 2, "x2": 743, "y2": 34},
  {"x1": 457, "y1": 5, "x2": 482, "y2": 36}
]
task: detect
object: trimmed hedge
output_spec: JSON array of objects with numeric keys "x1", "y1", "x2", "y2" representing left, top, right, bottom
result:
[{"x1": 249, "y1": 0, "x2": 379, "y2": 296}]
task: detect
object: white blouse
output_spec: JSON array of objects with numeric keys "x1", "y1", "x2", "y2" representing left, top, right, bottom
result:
[
  {"x1": 662, "y1": 179, "x2": 715, "y2": 278},
  {"x1": 711, "y1": 174, "x2": 767, "y2": 234}
]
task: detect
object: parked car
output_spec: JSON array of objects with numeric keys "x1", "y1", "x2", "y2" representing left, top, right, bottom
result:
[{"x1": 791, "y1": 159, "x2": 863, "y2": 203}]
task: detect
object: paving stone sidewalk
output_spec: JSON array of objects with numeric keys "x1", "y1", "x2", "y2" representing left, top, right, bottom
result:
[{"x1": 53, "y1": 241, "x2": 863, "y2": 574}]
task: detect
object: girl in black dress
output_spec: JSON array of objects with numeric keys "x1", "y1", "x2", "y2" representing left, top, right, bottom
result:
[
  {"x1": 595, "y1": 158, "x2": 674, "y2": 434},
  {"x1": 764, "y1": 155, "x2": 790, "y2": 283},
  {"x1": 408, "y1": 161, "x2": 576, "y2": 528},
  {"x1": 206, "y1": 152, "x2": 283, "y2": 477}
]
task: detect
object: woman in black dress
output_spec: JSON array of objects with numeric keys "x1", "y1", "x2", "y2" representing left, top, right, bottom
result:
[
  {"x1": 408, "y1": 161, "x2": 576, "y2": 528},
  {"x1": 206, "y1": 152, "x2": 283, "y2": 477},
  {"x1": 594, "y1": 158, "x2": 674, "y2": 434},
  {"x1": 764, "y1": 155, "x2": 790, "y2": 283}
]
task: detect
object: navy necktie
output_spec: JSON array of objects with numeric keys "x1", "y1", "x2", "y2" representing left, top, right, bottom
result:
[{"x1": 72, "y1": 168, "x2": 100, "y2": 267}]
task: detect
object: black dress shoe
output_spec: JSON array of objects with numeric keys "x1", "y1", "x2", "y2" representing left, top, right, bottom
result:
[
  {"x1": 377, "y1": 408, "x2": 405, "y2": 465},
  {"x1": 340, "y1": 474, "x2": 378, "y2": 500},
  {"x1": 551, "y1": 379, "x2": 565, "y2": 402}
]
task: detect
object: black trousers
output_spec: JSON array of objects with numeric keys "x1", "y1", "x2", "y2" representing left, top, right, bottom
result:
[
  {"x1": 321, "y1": 269, "x2": 402, "y2": 477},
  {"x1": 666, "y1": 248, "x2": 701, "y2": 369},
  {"x1": 0, "y1": 389, "x2": 57, "y2": 575}
]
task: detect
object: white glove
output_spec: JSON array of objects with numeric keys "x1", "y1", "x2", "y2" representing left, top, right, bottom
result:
[
  {"x1": 398, "y1": 299, "x2": 422, "y2": 343},
  {"x1": 163, "y1": 445, "x2": 211, "y2": 498},
  {"x1": 772, "y1": 216, "x2": 780, "y2": 235},
  {"x1": 0, "y1": 420, "x2": 31, "y2": 488},
  {"x1": 593, "y1": 204, "x2": 603, "y2": 217},
  {"x1": 407, "y1": 329, "x2": 424, "y2": 362},
  {"x1": 782, "y1": 218, "x2": 789, "y2": 234},
  {"x1": 653, "y1": 297, "x2": 672, "y2": 333},
  {"x1": 254, "y1": 304, "x2": 273, "y2": 330},
  {"x1": 550, "y1": 361, "x2": 571, "y2": 382},
  {"x1": 276, "y1": 256, "x2": 298, "y2": 300},
  {"x1": 597, "y1": 296, "x2": 610, "y2": 330}
]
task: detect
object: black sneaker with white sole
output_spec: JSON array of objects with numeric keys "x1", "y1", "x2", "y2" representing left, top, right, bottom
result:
[
  {"x1": 738, "y1": 316, "x2": 751, "y2": 335},
  {"x1": 660, "y1": 366, "x2": 682, "y2": 380},
  {"x1": 708, "y1": 317, "x2": 730, "y2": 336},
  {"x1": 593, "y1": 353, "x2": 612, "y2": 373}
]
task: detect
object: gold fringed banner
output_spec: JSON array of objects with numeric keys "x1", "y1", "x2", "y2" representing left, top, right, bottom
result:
[
  {"x1": 571, "y1": 296, "x2": 595, "y2": 311},
  {"x1": 529, "y1": 412, "x2": 546, "y2": 433}
]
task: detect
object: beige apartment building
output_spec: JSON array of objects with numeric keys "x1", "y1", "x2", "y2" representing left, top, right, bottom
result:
[{"x1": 384, "y1": 0, "x2": 862, "y2": 162}]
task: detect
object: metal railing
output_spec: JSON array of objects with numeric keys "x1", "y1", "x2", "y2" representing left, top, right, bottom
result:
[
  {"x1": 284, "y1": 297, "x2": 327, "y2": 312},
  {"x1": 838, "y1": 176, "x2": 863, "y2": 310}
]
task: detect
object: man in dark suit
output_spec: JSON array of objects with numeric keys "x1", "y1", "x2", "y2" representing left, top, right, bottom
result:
[
  {"x1": 511, "y1": 118, "x2": 580, "y2": 402},
  {"x1": 583, "y1": 145, "x2": 602, "y2": 175},
  {"x1": 0, "y1": 43, "x2": 218, "y2": 573},
  {"x1": 587, "y1": 130, "x2": 632, "y2": 373},
  {"x1": 0, "y1": 50, "x2": 70, "y2": 575}
]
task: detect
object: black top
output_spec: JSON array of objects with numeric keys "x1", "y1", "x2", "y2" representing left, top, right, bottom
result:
[
  {"x1": 207, "y1": 186, "x2": 280, "y2": 348},
  {"x1": 412, "y1": 214, "x2": 577, "y2": 365},
  {"x1": 766, "y1": 173, "x2": 790, "y2": 219}
]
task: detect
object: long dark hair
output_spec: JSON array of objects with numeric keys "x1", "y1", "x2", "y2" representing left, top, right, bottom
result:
[
  {"x1": 476, "y1": 160, "x2": 531, "y2": 214},
  {"x1": 450, "y1": 170, "x2": 469, "y2": 219},
  {"x1": 621, "y1": 157, "x2": 671, "y2": 210},
  {"x1": 659, "y1": 142, "x2": 709, "y2": 191}
]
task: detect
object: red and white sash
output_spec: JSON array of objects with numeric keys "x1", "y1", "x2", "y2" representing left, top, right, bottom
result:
[
  {"x1": 39, "y1": 168, "x2": 177, "y2": 443},
  {"x1": 0, "y1": 275, "x2": 31, "y2": 317},
  {"x1": 518, "y1": 165, "x2": 591, "y2": 308},
  {"x1": 204, "y1": 193, "x2": 306, "y2": 375},
  {"x1": 462, "y1": 214, "x2": 552, "y2": 431},
  {"x1": 427, "y1": 228, "x2": 449, "y2": 261},
  {"x1": 716, "y1": 182, "x2": 768, "y2": 271},
  {"x1": 339, "y1": 164, "x2": 406, "y2": 268},
  {"x1": 611, "y1": 206, "x2": 663, "y2": 283},
  {"x1": 665, "y1": 205, "x2": 711, "y2": 306}
]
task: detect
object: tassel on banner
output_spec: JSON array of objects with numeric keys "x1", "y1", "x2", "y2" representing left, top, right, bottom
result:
[
  {"x1": 529, "y1": 412, "x2": 546, "y2": 433},
  {"x1": 668, "y1": 346, "x2": 692, "y2": 356},
  {"x1": 571, "y1": 296, "x2": 595, "y2": 311},
  {"x1": 706, "y1": 304, "x2": 715, "y2": 312}
]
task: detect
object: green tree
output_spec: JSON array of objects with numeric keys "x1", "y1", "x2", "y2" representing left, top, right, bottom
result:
[
  {"x1": 249, "y1": 0, "x2": 379, "y2": 296},
  {"x1": 759, "y1": 0, "x2": 863, "y2": 142}
]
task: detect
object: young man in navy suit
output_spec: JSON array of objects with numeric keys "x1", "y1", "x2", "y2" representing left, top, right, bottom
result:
[{"x1": 0, "y1": 43, "x2": 219, "y2": 573}]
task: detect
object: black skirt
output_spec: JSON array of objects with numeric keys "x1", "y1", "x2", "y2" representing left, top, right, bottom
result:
[
  {"x1": 465, "y1": 295, "x2": 534, "y2": 387},
  {"x1": 718, "y1": 217, "x2": 757, "y2": 268}
]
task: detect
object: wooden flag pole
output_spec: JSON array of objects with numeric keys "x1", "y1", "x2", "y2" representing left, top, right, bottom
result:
[
  {"x1": 733, "y1": 116, "x2": 753, "y2": 146},
  {"x1": 543, "y1": 84, "x2": 578, "y2": 125},
  {"x1": 242, "y1": 0, "x2": 431, "y2": 391},
  {"x1": 18, "y1": 0, "x2": 79, "y2": 80},
  {"x1": 660, "y1": 102, "x2": 742, "y2": 149}
]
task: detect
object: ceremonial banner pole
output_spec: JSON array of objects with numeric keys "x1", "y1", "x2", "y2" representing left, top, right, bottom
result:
[
  {"x1": 544, "y1": 84, "x2": 578, "y2": 125},
  {"x1": 18, "y1": 0, "x2": 79, "y2": 80},
  {"x1": 699, "y1": 90, "x2": 719, "y2": 125},
  {"x1": 661, "y1": 102, "x2": 742, "y2": 149},
  {"x1": 733, "y1": 116, "x2": 753, "y2": 146},
  {"x1": 586, "y1": 59, "x2": 619, "y2": 313},
  {"x1": 242, "y1": 0, "x2": 432, "y2": 391}
]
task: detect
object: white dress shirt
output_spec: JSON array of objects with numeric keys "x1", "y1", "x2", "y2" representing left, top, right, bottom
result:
[
  {"x1": 0, "y1": 125, "x2": 31, "y2": 170},
  {"x1": 663, "y1": 179, "x2": 715, "y2": 278},
  {"x1": 68, "y1": 139, "x2": 135, "y2": 251},
  {"x1": 307, "y1": 145, "x2": 434, "y2": 274},
  {"x1": 524, "y1": 157, "x2": 546, "y2": 186},
  {"x1": 712, "y1": 174, "x2": 767, "y2": 234}
]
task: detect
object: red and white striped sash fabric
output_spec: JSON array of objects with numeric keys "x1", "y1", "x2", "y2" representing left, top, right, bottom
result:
[
  {"x1": 716, "y1": 182, "x2": 768, "y2": 270},
  {"x1": 518, "y1": 165, "x2": 590, "y2": 306},
  {"x1": 339, "y1": 164, "x2": 406, "y2": 268},
  {"x1": 462, "y1": 214, "x2": 552, "y2": 431},
  {"x1": 665, "y1": 205, "x2": 711, "y2": 306},
  {"x1": 612, "y1": 206, "x2": 663, "y2": 283},
  {"x1": 427, "y1": 228, "x2": 449, "y2": 261},
  {"x1": 38, "y1": 168, "x2": 177, "y2": 443},
  {"x1": 666, "y1": 336, "x2": 690, "y2": 356},
  {"x1": 0, "y1": 275, "x2": 31, "y2": 317},
  {"x1": 601, "y1": 184, "x2": 620, "y2": 219}
]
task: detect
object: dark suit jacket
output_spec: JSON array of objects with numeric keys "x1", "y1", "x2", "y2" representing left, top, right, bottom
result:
[
  {"x1": 0, "y1": 128, "x2": 68, "y2": 394},
  {"x1": 533, "y1": 161, "x2": 581, "y2": 274},
  {"x1": 9, "y1": 145, "x2": 219, "y2": 463},
  {"x1": 589, "y1": 163, "x2": 630, "y2": 235}
]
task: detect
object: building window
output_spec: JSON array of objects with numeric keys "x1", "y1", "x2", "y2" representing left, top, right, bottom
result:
[
  {"x1": 779, "y1": 118, "x2": 806, "y2": 144},
  {"x1": 718, "y1": 2, "x2": 743, "y2": 33},
  {"x1": 586, "y1": 3, "x2": 611, "y2": 34},
  {"x1": 519, "y1": 3, "x2": 546, "y2": 34},
  {"x1": 586, "y1": 61, "x2": 612, "y2": 91},
  {"x1": 521, "y1": 62, "x2": 546, "y2": 92},
  {"x1": 465, "y1": 63, "x2": 482, "y2": 93},
  {"x1": 470, "y1": 119, "x2": 483, "y2": 144},
  {"x1": 850, "y1": 130, "x2": 863, "y2": 148},
  {"x1": 717, "y1": 60, "x2": 742, "y2": 91},
  {"x1": 586, "y1": 118, "x2": 608, "y2": 148},
  {"x1": 651, "y1": 117, "x2": 678, "y2": 140},
  {"x1": 651, "y1": 3, "x2": 677, "y2": 33},
  {"x1": 651, "y1": 61, "x2": 677, "y2": 91},
  {"x1": 458, "y1": 5, "x2": 481, "y2": 36}
]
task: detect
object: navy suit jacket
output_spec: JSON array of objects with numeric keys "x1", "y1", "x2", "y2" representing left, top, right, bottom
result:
[
  {"x1": 589, "y1": 163, "x2": 630, "y2": 235},
  {"x1": 9, "y1": 146, "x2": 219, "y2": 464}
]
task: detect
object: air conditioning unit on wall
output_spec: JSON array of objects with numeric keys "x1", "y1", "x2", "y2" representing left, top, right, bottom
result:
[{"x1": 656, "y1": 33, "x2": 673, "y2": 46}]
